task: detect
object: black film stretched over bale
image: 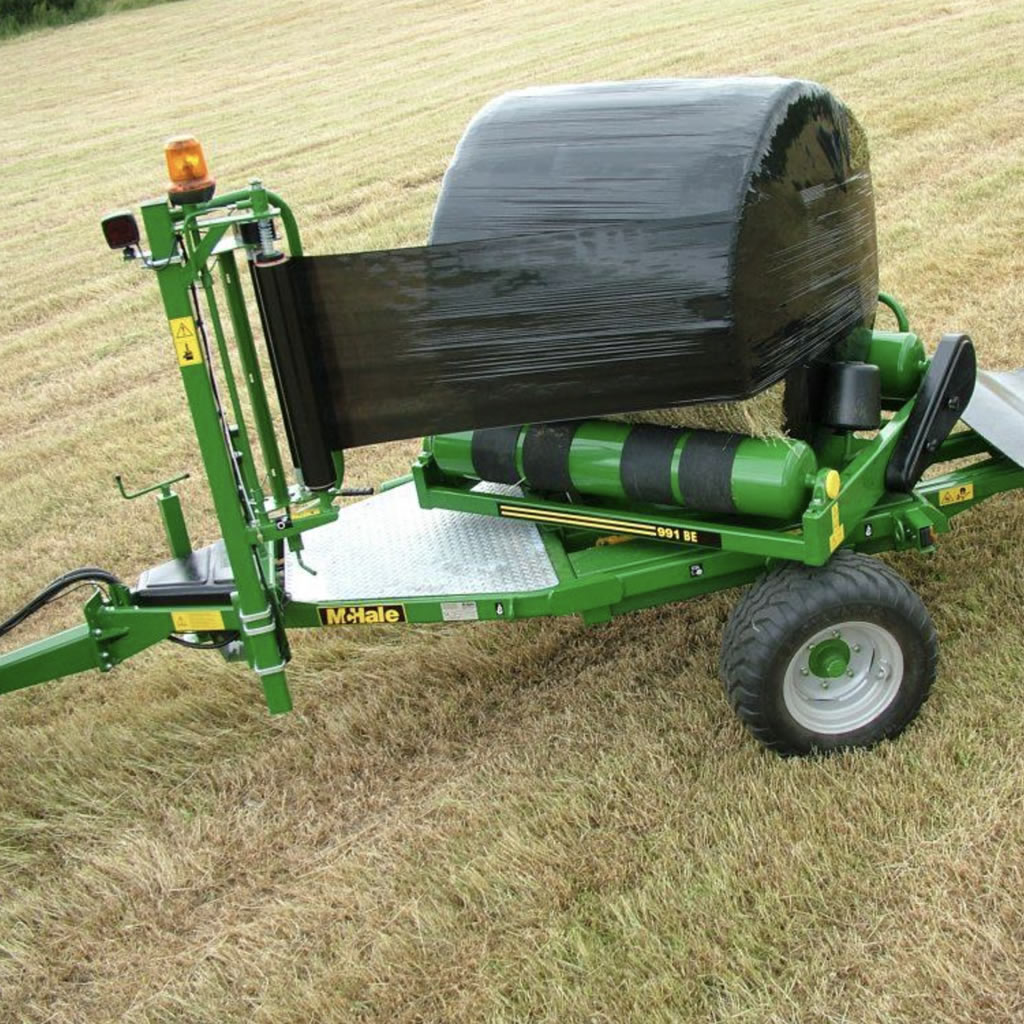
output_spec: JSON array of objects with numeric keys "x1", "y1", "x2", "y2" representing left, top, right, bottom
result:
[{"x1": 254, "y1": 77, "x2": 878, "y2": 460}]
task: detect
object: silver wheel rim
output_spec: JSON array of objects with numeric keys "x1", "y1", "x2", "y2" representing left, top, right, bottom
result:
[{"x1": 782, "y1": 620, "x2": 904, "y2": 735}]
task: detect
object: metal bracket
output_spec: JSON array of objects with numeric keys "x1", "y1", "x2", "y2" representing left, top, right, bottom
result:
[{"x1": 254, "y1": 661, "x2": 287, "y2": 677}]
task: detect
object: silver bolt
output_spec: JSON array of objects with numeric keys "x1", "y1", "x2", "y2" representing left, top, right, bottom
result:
[
  {"x1": 832, "y1": 630, "x2": 841, "y2": 638},
  {"x1": 847, "y1": 669, "x2": 855, "y2": 677},
  {"x1": 877, "y1": 667, "x2": 886, "y2": 678},
  {"x1": 801, "y1": 667, "x2": 809, "y2": 676},
  {"x1": 853, "y1": 644, "x2": 861, "y2": 652},
  {"x1": 821, "y1": 681, "x2": 830, "y2": 690},
  {"x1": 92, "y1": 628, "x2": 102, "y2": 637},
  {"x1": 807, "y1": 643, "x2": 815, "y2": 651}
]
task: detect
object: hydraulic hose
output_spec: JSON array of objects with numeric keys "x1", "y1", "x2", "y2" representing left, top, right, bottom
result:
[{"x1": 0, "y1": 569, "x2": 122, "y2": 640}]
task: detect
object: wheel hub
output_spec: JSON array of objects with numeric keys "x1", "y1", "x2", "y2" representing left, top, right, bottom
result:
[
  {"x1": 807, "y1": 636, "x2": 851, "y2": 678},
  {"x1": 783, "y1": 621, "x2": 903, "y2": 734}
]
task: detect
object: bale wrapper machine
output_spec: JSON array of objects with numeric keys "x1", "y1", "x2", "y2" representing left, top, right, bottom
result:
[{"x1": 2, "y1": 78, "x2": 1023, "y2": 754}]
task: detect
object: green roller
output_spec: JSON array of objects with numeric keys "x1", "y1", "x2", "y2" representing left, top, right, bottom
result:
[
  {"x1": 427, "y1": 420, "x2": 819, "y2": 520},
  {"x1": 867, "y1": 331, "x2": 927, "y2": 397}
]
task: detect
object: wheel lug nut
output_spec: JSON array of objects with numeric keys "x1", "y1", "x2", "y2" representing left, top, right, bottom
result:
[
  {"x1": 853, "y1": 644, "x2": 861, "y2": 652},
  {"x1": 821, "y1": 681, "x2": 829, "y2": 690},
  {"x1": 847, "y1": 669, "x2": 854, "y2": 677},
  {"x1": 801, "y1": 667, "x2": 809, "y2": 676},
  {"x1": 832, "y1": 630, "x2": 840, "y2": 638}
]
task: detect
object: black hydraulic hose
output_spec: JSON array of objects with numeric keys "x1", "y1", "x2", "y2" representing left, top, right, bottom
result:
[{"x1": 0, "y1": 569, "x2": 122, "y2": 640}]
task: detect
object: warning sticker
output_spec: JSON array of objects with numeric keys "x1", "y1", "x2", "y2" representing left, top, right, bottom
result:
[
  {"x1": 828, "y1": 503, "x2": 845, "y2": 553},
  {"x1": 171, "y1": 610, "x2": 225, "y2": 632},
  {"x1": 938, "y1": 483, "x2": 974, "y2": 506},
  {"x1": 169, "y1": 316, "x2": 203, "y2": 367}
]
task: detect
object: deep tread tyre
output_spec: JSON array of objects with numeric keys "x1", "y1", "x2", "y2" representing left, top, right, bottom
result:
[{"x1": 719, "y1": 550, "x2": 937, "y2": 755}]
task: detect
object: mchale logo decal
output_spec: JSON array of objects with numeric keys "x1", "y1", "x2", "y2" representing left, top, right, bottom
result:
[{"x1": 318, "y1": 604, "x2": 407, "y2": 626}]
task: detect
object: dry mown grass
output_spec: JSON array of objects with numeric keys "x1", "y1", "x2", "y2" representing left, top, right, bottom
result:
[{"x1": 2, "y1": 0, "x2": 1024, "y2": 1020}]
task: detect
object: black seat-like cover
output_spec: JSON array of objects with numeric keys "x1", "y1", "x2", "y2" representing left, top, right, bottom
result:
[{"x1": 253, "y1": 78, "x2": 877, "y2": 486}]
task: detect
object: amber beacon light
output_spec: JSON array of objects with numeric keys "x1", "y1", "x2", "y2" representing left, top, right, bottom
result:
[{"x1": 164, "y1": 135, "x2": 216, "y2": 205}]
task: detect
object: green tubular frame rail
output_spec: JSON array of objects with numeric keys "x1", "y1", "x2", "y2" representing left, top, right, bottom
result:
[{"x1": 1, "y1": 176, "x2": 1023, "y2": 713}]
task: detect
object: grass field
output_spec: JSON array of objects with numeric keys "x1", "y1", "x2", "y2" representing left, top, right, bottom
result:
[{"x1": 2, "y1": 0, "x2": 1024, "y2": 1020}]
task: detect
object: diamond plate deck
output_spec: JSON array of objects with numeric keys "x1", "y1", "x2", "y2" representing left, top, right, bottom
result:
[
  {"x1": 283, "y1": 482, "x2": 559, "y2": 603},
  {"x1": 963, "y1": 368, "x2": 1024, "y2": 469}
]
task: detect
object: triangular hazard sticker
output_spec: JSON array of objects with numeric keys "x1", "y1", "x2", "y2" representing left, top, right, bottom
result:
[{"x1": 169, "y1": 317, "x2": 203, "y2": 367}]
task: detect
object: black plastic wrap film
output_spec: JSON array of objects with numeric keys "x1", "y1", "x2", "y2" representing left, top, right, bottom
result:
[{"x1": 254, "y1": 78, "x2": 877, "y2": 452}]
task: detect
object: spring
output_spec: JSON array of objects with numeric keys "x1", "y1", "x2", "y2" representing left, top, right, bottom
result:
[{"x1": 258, "y1": 218, "x2": 276, "y2": 258}]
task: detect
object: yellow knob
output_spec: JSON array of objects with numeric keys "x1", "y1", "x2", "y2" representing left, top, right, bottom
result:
[{"x1": 824, "y1": 470, "x2": 842, "y2": 500}]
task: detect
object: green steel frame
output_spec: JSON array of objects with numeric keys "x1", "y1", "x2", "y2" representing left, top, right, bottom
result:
[{"x1": 1, "y1": 177, "x2": 1022, "y2": 712}]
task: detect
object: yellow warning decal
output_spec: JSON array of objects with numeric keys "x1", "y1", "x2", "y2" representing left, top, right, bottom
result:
[
  {"x1": 828, "y1": 503, "x2": 845, "y2": 553},
  {"x1": 171, "y1": 610, "x2": 225, "y2": 632},
  {"x1": 169, "y1": 316, "x2": 203, "y2": 367},
  {"x1": 319, "y1": 604, "x2": 407, "y2": 625},
  {"x1": 939, "y1": 482, "x2": 974, "y2": 506}
]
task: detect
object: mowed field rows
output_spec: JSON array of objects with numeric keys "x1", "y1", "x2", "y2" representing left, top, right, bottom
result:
[{"x1": 2, "y1": 0, "x2": 1024, "y2": 1020}]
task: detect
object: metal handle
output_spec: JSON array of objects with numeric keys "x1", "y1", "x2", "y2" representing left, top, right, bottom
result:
[
  {"x1": 115, "y1": 472, "x2": 190, "y2": 500},
  {"x1": 878, "y1": 292, "x2": 910, "y2": 333}
]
